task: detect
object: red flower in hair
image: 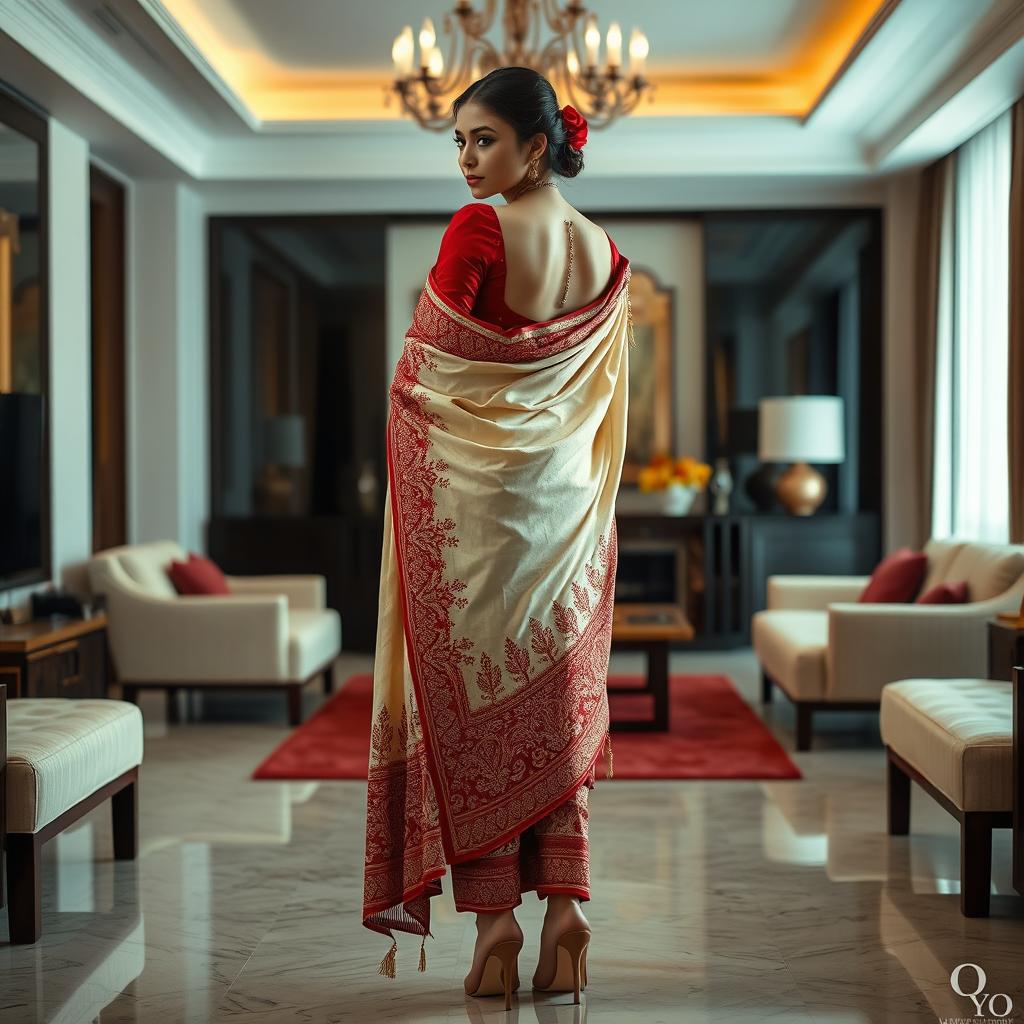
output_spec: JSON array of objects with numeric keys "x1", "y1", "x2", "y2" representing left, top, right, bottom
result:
[{"x1": 561, "y1": 104, "x2": 588, "y2": 150}]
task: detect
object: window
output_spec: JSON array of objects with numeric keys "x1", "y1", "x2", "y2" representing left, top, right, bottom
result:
[{"x1": 932, "y1": 108, "x2": 1012, "y2": 543}]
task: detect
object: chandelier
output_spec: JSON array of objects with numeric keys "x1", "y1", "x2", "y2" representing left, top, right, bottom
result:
[{"x1": 386, "y1": 0, "x2": 653, "y2": 132}]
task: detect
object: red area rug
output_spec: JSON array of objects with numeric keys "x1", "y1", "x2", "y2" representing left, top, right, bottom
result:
[{"x1": 251, "y1": 673, "x2": 801, "y2": 781}]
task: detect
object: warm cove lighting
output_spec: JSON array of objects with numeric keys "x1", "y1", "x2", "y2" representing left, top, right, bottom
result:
[{"x1": 157, "y1": 0, "x2": 887, "y2": 123}]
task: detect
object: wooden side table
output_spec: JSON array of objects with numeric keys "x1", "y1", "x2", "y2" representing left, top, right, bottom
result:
[
  {"x1": 1015, "y1": 666, "x2": 1023, "y2": 899},
  {"x1": 0, "y1": 613, "x2": 110, "y2": 699},
  {"x1": 987, "y1": 618, "x2": 1024, "y2": 682},
  {"x1": 987, "y1": 620, "x2": 1023, "y2": 897},
  {"x1": 609, "y1": 602, "x2": 694, "y2": 732}
]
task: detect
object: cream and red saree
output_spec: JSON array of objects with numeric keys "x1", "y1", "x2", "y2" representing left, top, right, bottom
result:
[{"x1": 362, "y1": 243, "x2": 633, "y2": 977}]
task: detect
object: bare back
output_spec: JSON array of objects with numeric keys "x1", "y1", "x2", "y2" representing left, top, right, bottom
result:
[{"x1": 492, "y1": 201, "x2": 613, "y2": 324}]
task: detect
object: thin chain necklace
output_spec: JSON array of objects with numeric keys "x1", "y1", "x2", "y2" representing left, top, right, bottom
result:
[{"x1": 506, "y1": 168, "x2": 574, "y2": 309}]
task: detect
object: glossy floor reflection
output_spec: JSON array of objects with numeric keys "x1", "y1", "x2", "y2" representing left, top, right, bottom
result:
[{"x1": 1, "y1": 649, "x2": 1021, "y2": 1023}]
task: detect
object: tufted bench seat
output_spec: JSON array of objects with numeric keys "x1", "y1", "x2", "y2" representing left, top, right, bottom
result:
[
  {"x1": 880, "y1": 676, "x2": 1022, "y2": 916},
  {"x1": 1, "y1": 686, "x2": 143, "y2": 942}
]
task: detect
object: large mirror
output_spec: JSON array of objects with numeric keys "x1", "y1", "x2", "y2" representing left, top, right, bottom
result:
[{"x1": 0, "y1": 89, "x2": 49, "y2": 591}]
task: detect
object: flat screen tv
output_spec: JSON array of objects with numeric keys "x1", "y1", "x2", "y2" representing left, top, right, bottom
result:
[{"x1": 0, "y1": 392, "x2": 45, "y2": 587}]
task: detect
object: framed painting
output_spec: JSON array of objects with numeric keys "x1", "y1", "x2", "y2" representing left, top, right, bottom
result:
[{"x1": 622, "y1": 267, "x2": 675, "y2": 484}]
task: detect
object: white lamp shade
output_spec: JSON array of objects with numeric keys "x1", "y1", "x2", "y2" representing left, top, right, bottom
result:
[
  {"x1": 758, "y1": 396, "x2": 845, "y2": 463},
  {"x1": 264, "y1": 414, "x2": 307, "y2": 468}
]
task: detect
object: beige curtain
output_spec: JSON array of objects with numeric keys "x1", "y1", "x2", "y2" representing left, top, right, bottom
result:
[
  {"x1": 1010, "y1": 97, "x2": 1024, "y2": 543},
  {"x1": 914, "y1": 152, "x2": 956, "y2": 547}
]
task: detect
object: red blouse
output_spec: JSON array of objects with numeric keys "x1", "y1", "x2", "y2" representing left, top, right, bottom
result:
[{"x1": 431, "y1": 202, "x2": 618, "y2": 329}]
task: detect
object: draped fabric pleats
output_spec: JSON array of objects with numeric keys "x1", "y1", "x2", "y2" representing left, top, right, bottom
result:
[{"x1": 362, "y1": 249, "x2": 632, "y2": 977}]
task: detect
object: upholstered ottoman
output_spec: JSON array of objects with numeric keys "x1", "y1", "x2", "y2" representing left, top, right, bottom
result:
[
  {"x1": 3, "y1": 694, "x2": 143, "y2": 942},
  {"x1": 880, "y1": 678, "x2": 1019, "y2": 916}
]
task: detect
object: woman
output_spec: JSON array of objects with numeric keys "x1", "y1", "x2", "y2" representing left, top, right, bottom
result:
[{"x1": 361, "y1": 65, "x2": 633, "y2": 1009}]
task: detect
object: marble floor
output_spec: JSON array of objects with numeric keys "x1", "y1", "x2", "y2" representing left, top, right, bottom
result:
[{"x1": 1, "y1": 648, "x2": 1022, "y2": 1024}]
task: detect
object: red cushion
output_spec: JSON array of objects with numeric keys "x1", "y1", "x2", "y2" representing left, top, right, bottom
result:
[
  {"x1": 167, "y1": 552, "x2": 231, "y2": 596},
  {"x1": 858, "y1": 548, "x2": 928, "y2": 603},
  {"x1": 915, "y1": 580, "x2": 969, "y2": 605}
]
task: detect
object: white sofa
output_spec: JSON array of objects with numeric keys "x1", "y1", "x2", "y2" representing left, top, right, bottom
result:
[
  {"x1": 752, "y1": 538, "x2": 1024, "y2": 750},
  {"x1": 86, "y1": 541, "x2": 342, "y2": 725}
]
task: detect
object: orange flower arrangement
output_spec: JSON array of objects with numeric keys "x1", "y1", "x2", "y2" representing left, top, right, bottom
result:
[{"x1": 637, "y1": 453, "x2": 713, "y2": 493}]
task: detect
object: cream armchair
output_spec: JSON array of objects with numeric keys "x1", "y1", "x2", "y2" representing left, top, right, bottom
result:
[
  {"x1": 752, "y1": 538, "x2": 1024, "y2": 750},
  {"x1": 87, "y1": 541, "x2": 342, "y2": 725}
]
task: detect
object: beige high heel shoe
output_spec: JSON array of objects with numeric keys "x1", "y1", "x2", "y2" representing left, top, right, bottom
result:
[
  {"x1": 532, "y1": 928, "x2": 590, "y2": 1004},
  {"x1": 464, "y1": 936, "x2": 523, "y2": 1012}
]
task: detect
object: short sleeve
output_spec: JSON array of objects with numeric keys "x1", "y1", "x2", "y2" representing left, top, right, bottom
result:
[{"x1": 430, "y1": 204, "x2": 502, "y2": 315}]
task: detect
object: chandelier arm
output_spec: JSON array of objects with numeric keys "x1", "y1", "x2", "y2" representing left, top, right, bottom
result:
[
  {"x1": 427, "y1": 7, "x2": 475, "y2": 97},
  {"x1": 541, "y1": 0, "x2": 584, "y2": 35},
  {"x1": 477, "y1": 0, "x2": 500, "y2": 35}
]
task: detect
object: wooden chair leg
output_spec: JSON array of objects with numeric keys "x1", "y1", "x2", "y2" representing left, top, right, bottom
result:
[
  {"x1": 761, "y1": 672, "x2": 773, "y2": 705},
  {"x1": 288, "y1": 686, "x2": 303, "y2": 727},
  {"x1": 322, "y1": 664, "x2": 335, "y2": 695},
  {"x1": 887, "y1": 750, "x2": 910, "y2": 835},
  {"x1": 112, "y1": 778, "x2": 138, "y2": 860},
  {"x1": 7, "y1": 833, "x2": 42, "y2": 943},
  {"x1": 961, "y1": 812, "x2": 993, "y2": 917},
  {"x1": 795, "y1": 703, "x2": 813, "y2": 751}
]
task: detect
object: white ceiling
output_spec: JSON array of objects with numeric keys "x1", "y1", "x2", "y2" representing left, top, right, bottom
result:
[
  {"x1": 0, "y1": 0, "x2": 1021, "y2": 184},
  {"x1": 142, "y1": 0, "x2": 853, "y2": 75}
]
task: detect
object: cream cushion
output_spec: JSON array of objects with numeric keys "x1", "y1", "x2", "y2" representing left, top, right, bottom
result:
[
  {"x1": 5, "y1": 699, "x2": 144, "y2": 833},
  {"x1": 751, "y1": 610, "x2": 827, "y2": 699},
  {"x1": 287, "y1": 609, "x2": 342, "y2": 679},
  {"x1": 117, "y1": 542, "x2": 184, "y2": 599},
  {"x1": 879, "y1": 679, "x2": 1012, "y2": 812},
  {"x1": 941, "y1": 543, "x2": 1024, "y2": 602},
  {"x1": 917, "y1": 539, "x2": 964, "y2": 595}
]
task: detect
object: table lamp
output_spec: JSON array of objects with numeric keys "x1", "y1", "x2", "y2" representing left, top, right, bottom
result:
[
  {"x1": 758, "y1": 396, "x2": 844, "y2": 516},
  {"x1": 256, "y1": 414, "x2": 307, "y2": 515}
]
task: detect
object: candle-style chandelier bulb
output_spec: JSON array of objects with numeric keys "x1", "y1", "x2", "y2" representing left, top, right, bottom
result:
[
  {"x1": 629, "y1": 28, "x2": 648, "y2": 76},
  {"x1": 606, "y1": 22, "x2": 622, "y2": 68},
  {"x1": 584, "y1": 15, "x2": 600, "y2": 68},
  {"x1": 392, "y1": 26, "x2": 413, "y2": 77}
]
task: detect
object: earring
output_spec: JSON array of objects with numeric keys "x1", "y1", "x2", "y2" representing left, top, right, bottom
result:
[{"x1": 528, "y1": 160, "x2": 539, "y2": 184}]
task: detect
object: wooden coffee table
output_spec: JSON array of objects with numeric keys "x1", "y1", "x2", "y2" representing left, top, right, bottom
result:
[{"x1": 609, "y1": 602, "x2": 694, "y2": 732}]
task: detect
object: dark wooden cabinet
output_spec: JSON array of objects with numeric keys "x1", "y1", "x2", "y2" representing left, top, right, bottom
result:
[
  {"x1": 615, "y1": 511, "x2": 880, "y2": 649},
  {"x1": 0, "y1": 615, "x2": 110, "y2": 699},
  {"x1": 208, "y1": 515, "x2": 384, "y2": 653},
  {"x1": 987, "y1": 619, "x2": 1024, "y2": 682}
]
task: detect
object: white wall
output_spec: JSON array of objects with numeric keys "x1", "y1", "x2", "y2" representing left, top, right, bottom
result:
[{"x1": 129, "y1": 180, "x2": 206, "y2": 552}]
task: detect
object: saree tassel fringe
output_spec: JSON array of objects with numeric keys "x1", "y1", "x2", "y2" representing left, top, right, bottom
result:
[
  {"x1": 419, "y1": 934, "x2": 428, "y2": 972},
  {"x1": 378, "y1": 939, "x2": 398, "y2": 978},
  {"x1": 606, "y1": 728, "x2": 614, "y2": 779}
]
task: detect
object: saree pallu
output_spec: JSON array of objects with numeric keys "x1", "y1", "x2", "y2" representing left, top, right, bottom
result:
[{"x1": 362, "y1": 249, "x2": 633, "y2": 978}]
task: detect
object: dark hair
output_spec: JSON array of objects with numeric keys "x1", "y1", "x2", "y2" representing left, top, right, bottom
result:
[{"x1": 451, "y1": 66, "x2": 584, "y2": 179}]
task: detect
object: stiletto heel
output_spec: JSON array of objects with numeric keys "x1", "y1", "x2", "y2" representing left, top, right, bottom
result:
[
  {"x1": 465, "y1": 937, "x2": 522, "y2": 1011},
  {"x1": 533, "y1": 927, "x2": 591, "y2": 1004}
]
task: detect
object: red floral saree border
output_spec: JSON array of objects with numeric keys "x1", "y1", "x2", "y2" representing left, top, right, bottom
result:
[{"x1": 362, "y1": 260, "x2": 627, "y2": 963}]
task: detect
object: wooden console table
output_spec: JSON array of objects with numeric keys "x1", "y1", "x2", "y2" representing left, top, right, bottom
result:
[
  {"x1": 609, "y1": 602, "x2": 694, "y2": 732},
  {"x1": 0, "y1": 614, "x2": 110, "y2": 699}
]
